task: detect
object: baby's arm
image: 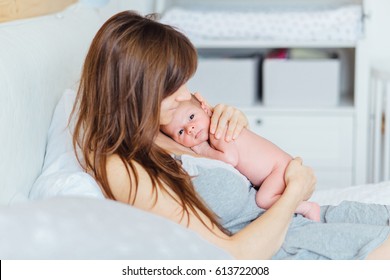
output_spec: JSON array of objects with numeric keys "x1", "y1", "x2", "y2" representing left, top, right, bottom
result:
[{"x1": 192, "y1": 134, "x2": 240, "y2": 167}]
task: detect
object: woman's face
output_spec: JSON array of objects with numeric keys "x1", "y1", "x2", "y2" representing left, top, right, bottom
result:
[{"x1": 160, "y1": 84, "x2": 192, "y2": 125}]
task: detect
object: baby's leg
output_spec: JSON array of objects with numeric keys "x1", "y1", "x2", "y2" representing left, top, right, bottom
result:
[
  {"x1": 295, "y1": 201, "x2": 321, "y2": 222},
  {"x1": 255, "y1": 169, "x2": 286, "y2": 209},
  {"x1": 256, "y1": 168, "x2": 321, "y2": 221}
]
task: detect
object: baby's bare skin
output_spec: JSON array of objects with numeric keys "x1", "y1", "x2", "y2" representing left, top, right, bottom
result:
[{"x1": 161, "y1": 98, "x2": 320, "y2": 221}]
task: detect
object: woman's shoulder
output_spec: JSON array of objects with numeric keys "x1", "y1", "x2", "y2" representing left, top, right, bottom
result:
[
  {"x1": 106, "y1": 154, "x2": 154, "y2": 204},
  {"x1": 105, "y1": 154, "x2": 131, "y2": 202}
]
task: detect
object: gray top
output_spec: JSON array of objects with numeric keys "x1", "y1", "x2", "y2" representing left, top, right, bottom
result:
[{"x1": 178, "y1": 154, "x2": 390, "y2": 260}]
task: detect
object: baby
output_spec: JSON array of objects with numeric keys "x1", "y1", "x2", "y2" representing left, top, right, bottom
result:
[{"x1": 161, "y1": 95, "x2": 320, "y2": 221}]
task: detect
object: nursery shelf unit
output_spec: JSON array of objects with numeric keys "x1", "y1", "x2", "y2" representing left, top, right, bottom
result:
[{"x1": 156, "y1": 0, "x2": 371, "y2": 189}]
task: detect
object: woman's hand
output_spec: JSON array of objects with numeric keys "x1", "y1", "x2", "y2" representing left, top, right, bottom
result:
[
  {"x1": 284, "y1": 157, "x2": 316, "y2": 202},
  {"x1": 194, "y1": 92, "x2": 249, "y2": 142}
]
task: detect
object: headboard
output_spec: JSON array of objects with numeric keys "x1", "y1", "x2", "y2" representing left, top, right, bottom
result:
[{"x1": 0, "y1": 4, "x2": 104, "y2": 205}]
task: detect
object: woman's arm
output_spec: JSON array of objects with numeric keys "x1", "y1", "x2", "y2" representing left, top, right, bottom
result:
[
  {"x1": 229, "y1": 158, "x2": 316, "y2": 258},
  {"x1": 106, "y1": 155, "x2": 315, "y2": 259}
]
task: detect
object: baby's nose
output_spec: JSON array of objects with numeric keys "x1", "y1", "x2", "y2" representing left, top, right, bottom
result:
[{"x1": 185, "y1": 125, "x2": 195, "y2": 134}]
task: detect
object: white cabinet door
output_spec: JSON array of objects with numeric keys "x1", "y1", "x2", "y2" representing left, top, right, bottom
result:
[{"x1": 245, "y1": 111, "x2": 354, "y2": 189}]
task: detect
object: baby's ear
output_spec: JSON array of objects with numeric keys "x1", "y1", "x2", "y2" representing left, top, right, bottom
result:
[
  {"x1": 201, "y1": 101, "x2": 213, "y2": 117},
  {"x1": 193, "y1": 92, "x2": 205, "y2": 103},
  {"x1": 194, "y1": 92, "x2": 212, "y2": 116}
]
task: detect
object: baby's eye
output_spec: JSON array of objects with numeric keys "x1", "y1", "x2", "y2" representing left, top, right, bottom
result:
[
  {"x1": 178, "y1": 129, "x2": 184, "y2": 135},
  {"x1": 189, "y1": 114, "x2": 194, "y2": 120}
]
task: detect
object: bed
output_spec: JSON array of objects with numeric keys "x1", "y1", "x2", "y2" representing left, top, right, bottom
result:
[{"x1": 0, "y1": 0, "x2": 390, "y2": 260}]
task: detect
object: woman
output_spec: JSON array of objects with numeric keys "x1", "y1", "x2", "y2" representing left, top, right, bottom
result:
[{"x1": 72, "y1": 11, "x2": 390, "y2": 259}]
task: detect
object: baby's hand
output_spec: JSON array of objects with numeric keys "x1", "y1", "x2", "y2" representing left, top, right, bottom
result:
[{"x1": 191, "y1": 141, "x2": 212, "y2": 155}]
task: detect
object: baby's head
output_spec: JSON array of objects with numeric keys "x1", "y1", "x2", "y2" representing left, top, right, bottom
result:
[{"x1": 161, "y1": 95, "x2": 212, "y2": 148}]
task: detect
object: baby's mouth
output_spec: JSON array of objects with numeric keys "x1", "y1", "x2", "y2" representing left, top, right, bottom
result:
[{"x1": 195, "y1": 129, "x2": 202, "y2": 139}]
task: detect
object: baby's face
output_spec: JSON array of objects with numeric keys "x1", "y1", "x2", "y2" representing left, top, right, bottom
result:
[{"x1": 161, "y1": 100, "x2": 210, "y2": 147}]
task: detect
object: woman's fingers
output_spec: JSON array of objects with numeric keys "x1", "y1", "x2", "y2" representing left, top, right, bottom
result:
[
  {"x1": 225, "y1": 109, "x2": 247, "y2": 141},
  {"x1": 293, "y1": 157, "x2": 303, "y2": 165},
  {"x1": 285, "y1": 157, "x2": 316, "y2": 200},
  {"x1": 211, "y1": 104, "x2": 232, "y2": 138},
  {"x1": 211, "y1": 104, "x2": 249, "y2": 141},
  {"x1": 193, "y1": 93, "x2": 249, "y2": 142}
]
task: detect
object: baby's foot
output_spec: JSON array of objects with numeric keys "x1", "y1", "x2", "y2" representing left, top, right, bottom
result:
[{"x1": 303, "y1": 202, "x2": 321, "y2": 222}]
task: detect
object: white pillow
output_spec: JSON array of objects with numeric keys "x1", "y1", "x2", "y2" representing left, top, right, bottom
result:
[
  {"x1": 29, "y1": 89, "x2": 104, "y2": 200},
  {"x1": 0, "y1": 197, "x2": 232, "y2": 259}
]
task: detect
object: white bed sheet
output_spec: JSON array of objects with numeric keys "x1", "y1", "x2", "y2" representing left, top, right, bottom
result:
[{"x1": 312, "y1": 180, "x2": 390, "y2": 206}]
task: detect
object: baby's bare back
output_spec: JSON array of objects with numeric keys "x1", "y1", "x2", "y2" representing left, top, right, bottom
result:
[{"x1": 218, "y1": 128, "x2": 292, "y2": 186}]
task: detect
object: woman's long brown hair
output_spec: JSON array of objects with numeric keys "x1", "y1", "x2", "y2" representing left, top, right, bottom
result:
[{"x1": 72, "y1": 11, "x2": 226, "y2": 233}]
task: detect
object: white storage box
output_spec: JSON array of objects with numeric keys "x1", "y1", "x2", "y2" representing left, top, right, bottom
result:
[
  {"x1": 263, "y1": 59, "x2": 340, "y2": 107},
  {"x1": 187, "y1": 57, "x2": 258, "y2": 107}
]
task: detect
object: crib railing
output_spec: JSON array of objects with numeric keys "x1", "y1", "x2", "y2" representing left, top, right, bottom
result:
[{"x1": 368, "y1": 67, "x2": 390, "y2": 183}]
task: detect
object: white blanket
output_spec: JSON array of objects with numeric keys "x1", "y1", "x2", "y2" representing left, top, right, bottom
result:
[{"x1": 161, "y1": 5, "x2": 363, "y2": 42}]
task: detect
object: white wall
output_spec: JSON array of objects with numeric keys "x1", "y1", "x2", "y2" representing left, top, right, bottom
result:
[{"x1": 116, "y1": 0, "x2": 155, "y2": 14}]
